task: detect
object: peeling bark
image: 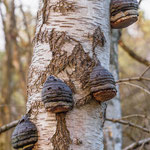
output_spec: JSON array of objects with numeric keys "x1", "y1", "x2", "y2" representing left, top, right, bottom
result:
[{"x1": 27, "y1": 0, "x2": 111, "y2": 149}]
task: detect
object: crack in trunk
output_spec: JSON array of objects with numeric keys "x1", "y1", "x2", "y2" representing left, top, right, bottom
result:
[{"x1": 51, "y1": 113, "x2": 72, "y2": 150}]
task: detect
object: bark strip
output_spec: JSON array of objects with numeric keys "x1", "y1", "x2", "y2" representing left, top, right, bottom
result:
[{"x1": 51, "y1": 113, "x2": 72, "y2": 150}]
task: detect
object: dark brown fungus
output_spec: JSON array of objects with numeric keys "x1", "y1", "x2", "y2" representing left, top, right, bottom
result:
[
  {"x1": 42, "y1": 75, "x2": 73, "y2": 113},
  {"x1": 110, "y1": 0, "x2": 139, "y2": 29},
  {"x1": 11, "y1": 115, "x2": 38, "y2": 150},
  {"x1": 90, "y1": 64, "x2": 117, "y2": 102}
]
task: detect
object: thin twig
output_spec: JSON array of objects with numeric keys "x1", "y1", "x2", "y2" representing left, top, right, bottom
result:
[
  {"x1": 139, "y1": 0, "x2": 143, "y2": 5},
  {"x1": 139, "y1": 142, "x2": 145, "y2": 150},
  {"x1": 0, "y1": 120, "x2": 19, "y2": 134},
  {"x1": 121, "y1": 114, "x2": 150, "y2": 120},
  {"x1": 116, "y1": 65, "x2": 150, "y2": 83},
  {"x1": 119, "y1": 40, "x2": 150, "y2": 66},
  {"x1": 124, "y1": 132, "x2": 137, "y2": 143},
  {"x1": 116, "y1": 77, "x2": 150, "y2": 83},
  {"x1": 106, "y1": 118, "x2": 150, "y2": 134},
  {"x1": 118, "y1": 82, "x2": 150, "y2": 95},
  {"x1": 19, "y1": 2, "x2": 32, "y2": 44},
  {"x1": 123, "y1": 137, "x2": 150, "y2": 150},
  {"x1": 140, "y1": 65, "x2": 150, "y2": 77},
  {"x1": 0, "y1": 2, "x2": 6, "y2": 30},
  {"x1": 19, "y1": 2, "x2": 33, "y2": 66}
]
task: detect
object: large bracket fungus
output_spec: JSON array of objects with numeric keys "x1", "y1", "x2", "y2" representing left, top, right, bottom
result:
[
  {"x1": 11, "y1": 115, "x2": 38, "y2": 150},
  {"x1": 90, "y1": 64, "x2": 117, "y2": 102},
  {"x1": 110, "y1": 0, "x2": 139, "y2": 28},
  {"x1": 42, "y1": 76, "x2": 73, "y2": 113}
]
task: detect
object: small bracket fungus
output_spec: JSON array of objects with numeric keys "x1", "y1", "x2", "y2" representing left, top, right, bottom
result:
[
  {"x1": 11, "y1": 115, "x2": 38, "y2": 150},
  {"x1": 90, "y1": 64, "x2": 117, "y2": 102},
  {"x1": 42, "y1": 76, "x2": 73, "y2": 113},
  {"x1": 110, "y1": 0, "x2": 139, "y2": 29}
]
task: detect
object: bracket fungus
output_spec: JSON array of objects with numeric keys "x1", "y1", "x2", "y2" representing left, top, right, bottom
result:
[
  {"x1": 90, "y1": 64, "x2": 117, "y2": 102},
  {"x1": 11, "y1": 115, "x2": 38, "y2": 150},
  {"x1": 110, "y1": 0, "x2": 139, "y2": 29},
  {"x1": 42, "y1": 76, "x2": 73, "y2": 113}
]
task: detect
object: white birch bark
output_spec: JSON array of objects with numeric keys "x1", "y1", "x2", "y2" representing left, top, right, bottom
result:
[
  {"x1": 27, "y1": 0, "x2": 111, "y2": 149},
  {"x1": 104, "y1": 29, "x2": 122, "y2": 150}
]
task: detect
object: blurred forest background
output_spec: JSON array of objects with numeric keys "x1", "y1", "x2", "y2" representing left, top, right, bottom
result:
[{"x1": 0, "y1": 0, "x2": 150, "y2": 150}]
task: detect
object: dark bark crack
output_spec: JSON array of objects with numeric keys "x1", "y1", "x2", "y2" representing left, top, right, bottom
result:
[
  {"x1": 51, "y1": 113, "x2": 72, "y2": 150},
  {"x1": 93, "y1": 26, "x2": 106, "y2": 49},
  {"x1": 92, "y1": 26, "x2": 106, "y2": 61}
]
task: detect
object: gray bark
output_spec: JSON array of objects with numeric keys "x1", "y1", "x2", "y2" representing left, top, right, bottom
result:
[{"x1": 104, "y1": 29, "x2": 122, "y2": 150}]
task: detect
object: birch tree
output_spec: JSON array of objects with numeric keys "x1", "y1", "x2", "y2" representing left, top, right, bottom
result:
[
  {"x1": 104, "y1": 30, "x2": 122, "y2": 150},
  {"x1": 27, "y1": 0, "x2": 111, "y2": 149}
]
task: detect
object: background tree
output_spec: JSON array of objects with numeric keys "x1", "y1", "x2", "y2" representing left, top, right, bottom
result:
[
  {"x1": 0, "y1": 0, "x2": 35, "y2": 149},
  {"x1": 104, "y1": 29, "x2": 122, "y2": 150}
]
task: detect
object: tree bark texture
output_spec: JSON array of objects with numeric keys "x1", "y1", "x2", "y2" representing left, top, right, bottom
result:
[
  {"x1": 27, "y1": 0, "x2": 111, "y2": 149},
  {"x1": 104, "y1": 29, "x2": 122, "y2": 150}
]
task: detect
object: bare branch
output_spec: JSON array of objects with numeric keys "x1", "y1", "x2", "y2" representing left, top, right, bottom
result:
[
  {"x1": 19, "y1": 2, "x2": 33, "y2": 66},
  {"x1": 106, "y1": 118, "x2": 150, "y2": 134},
  {"x1": 116, "y1": 76, "x2": 150, "y2": 83},
  {"x1": 121, "y1": 114, "x2": 150, "y2": 120},
  {"x1": 140, "y1": 65, "x2": 150, "y2": 77},
  {"x1": 123, "y1": 137, "x2": 150, "y2": 150},
  {"x1": 19, "y1": 2, "x2": 32, "y2": 44},
  {"x1": 139, "y1": 0, "x2": 143, "y2": 5},
  {"x1": 139, "y1": 142, "x2": 145, "y2": 150},
  {"x1": 0, "y1": 120, "x2": 19, "y2": 134},
  {"x1": 116, "y1": 65, "x2": 150, "y2": 97},
  {"x1": 0, "y1": 2, "x2": 7, "y2": 33},
  {"x1": 119, "y1": 40, "x2": 150, "y2": 66},
  {"x1": 117, "y1": 65, "x2": 150, "y2": 83},
  {"x1": 124, "y1": 132, "x2": 136, "y2": 143},
  {"x1": 118, "y1": 82, "x2": 150, "y2": 95}
]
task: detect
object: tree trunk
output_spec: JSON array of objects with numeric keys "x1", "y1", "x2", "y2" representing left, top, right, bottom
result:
[
  {"x1": 104, "y1": 29, "x2": 122, "y2": 150},
  {"x1": 27, "y1": 0, "x2": 111, "y2": 149}
]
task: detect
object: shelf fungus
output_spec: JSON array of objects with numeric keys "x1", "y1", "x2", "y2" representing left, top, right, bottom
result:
[
  {"x1": 110, "y1": 0, "x2": 139, "y2": 29},
  {"x1": 42, "y1": 76, "x2": 73, "y2": 113},
  {"x1": 90, "y1": 64, "x2": 117, "y2": 102},
  {"x1": 11, "y1": 115, "x2": 38, "y2": 150}
]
